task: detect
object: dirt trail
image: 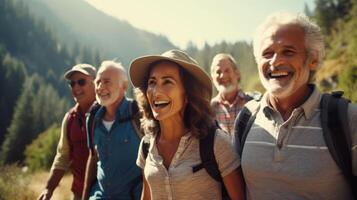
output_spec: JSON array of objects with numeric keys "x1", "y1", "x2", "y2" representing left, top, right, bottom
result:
[{"x1": 29, "y1": 171, "x2": 73, "y2": 200}]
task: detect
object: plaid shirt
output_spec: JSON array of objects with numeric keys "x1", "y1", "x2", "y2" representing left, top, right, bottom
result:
[{"x1": 211, "y1": 90, "x2": 249, "y2": 137}]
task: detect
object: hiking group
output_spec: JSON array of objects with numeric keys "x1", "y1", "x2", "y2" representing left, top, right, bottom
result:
[{"x1": 38, "y1": 11, "x2": 357, "y2": 200}]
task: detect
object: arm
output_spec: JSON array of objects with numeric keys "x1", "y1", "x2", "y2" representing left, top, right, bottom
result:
[
  {"x1": 214, "y1": 129, "x2": 245, "y2": 200},
  {"x1": 141, "y1": 170, "x2": 151, "y2": 200},
  {"x1": 222, "y1": 167, "x2": 245, "y2": 200},
  {"x1": 37, "y1": 169, "x2": 66, "y2": 200},
  {"x1": 38, "y1": 113, "x2": 70, "y2": 200},
  {"x1": 81, "y1": 149, "x2": 98, "y2": 200}
]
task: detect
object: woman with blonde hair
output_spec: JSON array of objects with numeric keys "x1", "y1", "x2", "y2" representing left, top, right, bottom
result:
[{"x1": 129, "y1": 49, "x2": 245, "y2": 200}]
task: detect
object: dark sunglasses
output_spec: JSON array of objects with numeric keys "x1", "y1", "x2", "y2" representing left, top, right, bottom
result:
[{"x1": 68, "y1": 78, "x2": 86, "y2": 87}]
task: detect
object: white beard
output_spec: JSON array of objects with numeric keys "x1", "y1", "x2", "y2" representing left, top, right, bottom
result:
[
  {"x1": 261, "y1": 64, "x2": 310, "y2": 99},
  {"x1": 217, "y1": 83, "x2": 237, "y2": 94},
  {"x1": 96, "y1": 90, "x2": 120, "y2": 107}
]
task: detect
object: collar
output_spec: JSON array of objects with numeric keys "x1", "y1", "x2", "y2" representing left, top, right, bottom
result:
[
  {"x1": 261, "y1": 85, "x2": 321, "y2": 120},
  {"x1": 299, "y1": 85, "x2": 321, "y2": 120},
  {"x1": 213, "y1": 89, "x2": 246, "y2": 106},
  {"x1": 95, "y1": 97, "x2": 130, "y2": 121}
]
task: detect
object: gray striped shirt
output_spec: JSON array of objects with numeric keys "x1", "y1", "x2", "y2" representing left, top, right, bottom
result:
[{"x1": 241, "y1": 87, "x2": 357, "y2": 200}]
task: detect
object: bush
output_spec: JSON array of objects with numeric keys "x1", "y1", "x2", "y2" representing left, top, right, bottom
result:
[
  {"x1": 338, "y1": 64, "x2": 357, "y2": 103},
  {"x1": 25, "y1": 123, "x2": 61, "y2": 172},
  {"x1": 0, "y1": 165, "x2": 36, "y2": 200}
]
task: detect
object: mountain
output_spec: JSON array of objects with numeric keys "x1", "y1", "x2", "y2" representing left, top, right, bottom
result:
[{"x1": 24, "y1": 0, "x2": 176, "y2": 66}]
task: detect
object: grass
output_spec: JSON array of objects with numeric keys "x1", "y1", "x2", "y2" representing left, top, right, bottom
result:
[{"x1": 0, "y1": 165, "x2": 72, "y2": 200}]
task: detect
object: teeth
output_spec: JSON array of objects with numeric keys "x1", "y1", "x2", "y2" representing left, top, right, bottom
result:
[
  {"x1": 271, "y1": 71, "x2": 288, "y2": 77},
  {"x1": 155, "y1": 100, "x2": 169, "y2": 105},
  {"x1": 154, "y1": 100, "x2": 170, "y2": 107}
]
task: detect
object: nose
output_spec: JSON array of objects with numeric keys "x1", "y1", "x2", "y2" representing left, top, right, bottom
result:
[
  {"x1": 150, "y1": 84, "x2": 163, "y2": 99},
  {"x1": 269, "y1": 53, "x2": 283, "y2": 67}
]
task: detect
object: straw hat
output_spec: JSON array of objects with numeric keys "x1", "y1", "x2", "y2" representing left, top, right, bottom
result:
[{"x1": 129, "y1": 49, "x2": 212, "y2": 98}]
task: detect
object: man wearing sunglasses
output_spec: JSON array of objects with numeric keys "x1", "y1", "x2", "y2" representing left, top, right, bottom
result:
[{"x1": 38, "y1": 64, "x2": 96, "y2": 200}]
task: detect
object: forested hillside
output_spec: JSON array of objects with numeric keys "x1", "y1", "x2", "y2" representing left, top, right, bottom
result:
[
  {"x1": 23, "y1": 0, "x2": 176, "y2": 66},
  {"x1": 0, "y1": 0, "x2": 99, "y2": 164},
  {"x1": 314, "y1": 0, "x2": 357, "y2": 102}
]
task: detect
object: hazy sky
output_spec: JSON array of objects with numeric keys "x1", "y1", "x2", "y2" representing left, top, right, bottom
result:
[{"x1": 84, "y1": 0, "x2": 315, "y2": 48}]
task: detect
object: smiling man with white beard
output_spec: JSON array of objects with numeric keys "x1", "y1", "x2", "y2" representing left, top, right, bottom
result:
[
  {"x1": 210, "y1": 53, "x2": 253, "y2": 137},
  {"x1": 82, "y1": 61, "x2": 143, "y2": 200}
]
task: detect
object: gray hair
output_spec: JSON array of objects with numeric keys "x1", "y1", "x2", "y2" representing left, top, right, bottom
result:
[
  {"x1": 210, "y1": 53, "x2": 238, "y2": 73},
  {"x1": 253, "y1": 12, "x2": 325, "y2": 70},
  {"x1": 98, "y1": 60, "x2": 128, "y2": 85}
]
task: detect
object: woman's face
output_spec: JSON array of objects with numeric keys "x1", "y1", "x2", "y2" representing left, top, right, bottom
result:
[{"x1": 146, "y1": 61, "x2": 186, "y2": 121}]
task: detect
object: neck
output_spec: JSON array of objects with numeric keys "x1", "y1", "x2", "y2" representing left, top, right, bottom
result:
[
  {"x1": 220, "y1": 89, "x2": 239, "y2": 104},
  {"x1": 103, "y1": 97, "x2": 123, "y2": 121},
  {"x1": 159, "y1": 116, "x2": 188, "y2": 142},
  {"x1": 78, "y1": 100, "x2": 95, "y2": 113},
  {"x1": 269, "y1": 85, "x2": 312, "y2": 121}
]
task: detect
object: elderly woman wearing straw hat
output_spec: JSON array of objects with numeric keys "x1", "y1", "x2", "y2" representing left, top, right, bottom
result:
[{"x1": 129, "y1": 49, "x2": 245, "y2": 200}]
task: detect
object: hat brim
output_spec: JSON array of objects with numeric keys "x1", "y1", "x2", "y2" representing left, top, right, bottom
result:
[
  {"x1": 64, "y1": 69, "x2": 91, "y2": 80},
  {"x1": 129, "y1": 55, "x2": 212, "y2": 98}
]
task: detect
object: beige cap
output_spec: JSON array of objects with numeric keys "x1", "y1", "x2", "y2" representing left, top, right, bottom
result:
[{"x1": 64, "y1": 63, "x2": 96, "y2": 80}]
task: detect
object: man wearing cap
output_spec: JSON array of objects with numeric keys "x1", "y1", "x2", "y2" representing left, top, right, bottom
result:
[
  {"x1": 210, "y1": 54, "x2": 252, "y2": 137},
  {"x1": 82, "y1": 61, "x2": 142, "y2": 200},
  {"x1": 38, "y1": 64, "x2": 96, "y2": 200}
]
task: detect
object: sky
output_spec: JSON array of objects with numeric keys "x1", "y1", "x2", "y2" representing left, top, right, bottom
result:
[{"x1": 84, "y1": 0, "x2": 315, "y2": 48}]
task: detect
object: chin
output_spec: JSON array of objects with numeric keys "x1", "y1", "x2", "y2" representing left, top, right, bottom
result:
[
  {"x1": 217, "y1": 85, "x2": 236, "y2": 94},
  {"x1": 96, "y1": 97, "x2": 112, "y2": 107}
]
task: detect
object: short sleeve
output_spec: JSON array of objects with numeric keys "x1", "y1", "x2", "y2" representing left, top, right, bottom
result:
[{"x1": 214, "y1": 129, "x2": 241, "y2": 177}]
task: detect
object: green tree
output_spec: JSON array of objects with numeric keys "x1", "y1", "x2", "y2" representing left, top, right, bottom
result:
[
  {"x1": 0, "y1": 75, "x2": 36, "y2": 164},
  {"x1": 1, "y1": 74, "x2": 69, "y2": 164},
  {"x1": 0, "y1": 46, "x2": 26, "y2": 146}
]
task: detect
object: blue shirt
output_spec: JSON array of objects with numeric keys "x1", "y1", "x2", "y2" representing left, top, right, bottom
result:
[{"x1": 90, "y1": 98, "x2": 142, "y2": 200}]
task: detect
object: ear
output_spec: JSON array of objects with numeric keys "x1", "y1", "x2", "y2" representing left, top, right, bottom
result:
[
  {"x1": 235, "y1": 69, "x2": 241, "y2": 83},
  {"x1": 122, "y1": 80, "x2": 129, "y2": 91},
  {"x1": 307, "y1": 51, "x2": 318, "y2": 71}
]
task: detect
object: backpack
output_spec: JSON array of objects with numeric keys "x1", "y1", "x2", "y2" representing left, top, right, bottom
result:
[
  {"x1": 141, "y1": 124, "x2": 231, "y2": 199},
  {"x1": 86, "y1": 99, "x2": 143, "y2": 152},
  {"x1": 85, "y1": 99, "x2": 144, "y2": 199},
  {"x1": 234, "y1": 91, "x2": 357, "y2": 199}
]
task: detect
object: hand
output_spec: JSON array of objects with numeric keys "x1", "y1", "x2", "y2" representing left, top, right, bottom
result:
[{"x1": 38, "y1": 189, "x2": 53, "y2": 200}]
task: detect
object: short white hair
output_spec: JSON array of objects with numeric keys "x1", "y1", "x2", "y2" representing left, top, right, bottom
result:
[
  {"x1": 98, "y1": 60, "x2": 128, "y2": 85},
  {"x1": 210, "y1": 53, "x2": 238, "y2": 73},
  {"x1": 253, "y1": 12, "x2": 325, "y2": 69}
]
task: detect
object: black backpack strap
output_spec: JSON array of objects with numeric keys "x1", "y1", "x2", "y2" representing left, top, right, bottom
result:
[
  {"x1": 321, "y1": 93, "x2": 356, "y2": 198},
  {"x1": 234, "y1": 101, "x2": 261, "y2": 157},
  {"x1": 192, "y1": 126, "x2": 230, "y2": 199},
  {"x1": 86, "y1": 102, "x2": 101, "y2": 155},
  {"x1": 142, "y1": 136, "x2": 150, "y2": 160},
  {"x1": 129, "y1": 100, "x2": 144, "y2": 139},
  {"x1": 192, "y1": 126, "x2": 222, "y2": 181},
  {"x1": 129, "y1": 174, "x2": 143, "y2": 200}
]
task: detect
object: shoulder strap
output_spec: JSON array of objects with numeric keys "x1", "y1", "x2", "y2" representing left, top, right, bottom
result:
[
  {"x1": 86, "y1": 102, "x2": 101, "y2": 154},
  {"x1": 129, "y1": 100, "x2": 144, "y2": 139},
  {"x1": 197, "y1": 125, "x2": 222, "y2": 182},
  {"x1": 320, "y1": 92, "x2": 357, "y2": 198},
  {"x1": 142, "y1": 136, "x2": 150, "y2": 159},
  {"x1": 195, "y1": 126, "x2": 230, "y2": 199},
  {"x1": 234, "y1": 100, "x2": 261, "y2": 157}
]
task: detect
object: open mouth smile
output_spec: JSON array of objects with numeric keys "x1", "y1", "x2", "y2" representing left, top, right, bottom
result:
[
  {"x1": 268, "y1": 71, "x2": 291, "y2": 79},
  {"x1": 153, "y1": 100, "x2": 170, "y2": 108}
]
